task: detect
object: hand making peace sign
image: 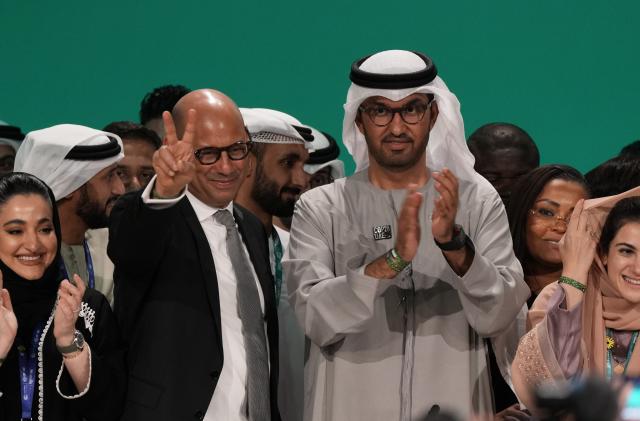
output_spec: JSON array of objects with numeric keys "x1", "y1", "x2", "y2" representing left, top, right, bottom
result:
[{"x1": 152, "y1": 109, "x2": 197, "y2": 198}]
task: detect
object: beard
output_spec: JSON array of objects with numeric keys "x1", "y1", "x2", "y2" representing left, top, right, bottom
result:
[
  {"x1": 250, "y1": 164, "x2": 300, "y2": 218},
  {"x1": 76, "y1": 185, "x2": 118, "y2": 229},
  {"x1": 365, "y1": 132, "x2": 429, "y2": 171}
]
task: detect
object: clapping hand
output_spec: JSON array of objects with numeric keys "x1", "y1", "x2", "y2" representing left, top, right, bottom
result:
[
  {"x1": 0, "y1": 271, "x2": 17, "y2": 359},
  {"x1": 152, "y1": 109, "x2": 197, "y2": 198},
  {"x1": 53, "y1": 274, "x2": 86, "y2": 347},
  {"x1": 432, "y1": 168, "x2": 459, "y2": 243}
]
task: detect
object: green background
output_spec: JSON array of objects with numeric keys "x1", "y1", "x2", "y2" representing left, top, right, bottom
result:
[{"x1": 2, "y1": 1, "x2": 638, "y2": 174}]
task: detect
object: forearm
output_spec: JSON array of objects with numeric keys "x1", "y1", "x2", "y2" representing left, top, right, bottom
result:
[
  {"x1": 62, "y1": 346, "x2": 91, "y2": 392},
  {"x1": 441, "y1": 244, "x2": 474, "y2": 276}
]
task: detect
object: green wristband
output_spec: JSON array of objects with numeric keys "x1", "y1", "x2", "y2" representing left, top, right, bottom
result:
[
  {"x1": 559, "y1": 275, "x2": 587, "y2": 293},
  {"x1": 386, "y1": 248, "x2": 410, "y2": 273}
]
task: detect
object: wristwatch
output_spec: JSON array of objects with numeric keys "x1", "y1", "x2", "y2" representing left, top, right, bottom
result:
[
  {"x1": 434, "y1": 224, "x2": 469, "y2": 251},
  {"x1": 57, "y1": 330, "x2": 85, "y2": 356}
]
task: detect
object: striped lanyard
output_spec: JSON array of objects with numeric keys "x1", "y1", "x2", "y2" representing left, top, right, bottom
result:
[
  {"x1": 272, "y1": 230, "x2": 283, "y2": 307},
  {"x1": 18, "y1": 324, "x2": 44, "y2": 420}
]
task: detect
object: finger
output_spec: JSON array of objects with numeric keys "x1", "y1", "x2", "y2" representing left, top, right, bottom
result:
[
  {"x1": 180, "y1": 109, "x2": 197, "y2": 145},
  {"x1": 434, "y1": 181, "x2": 455, "y2": 212},
  {"x1": 157, "y1": 147, "x2": 179, "y2": 174},
  {"x1": 0, "y1": 269, "x2": 3, "y2": 291},
  {"x1": 574, "y1": 199, "x2": 588, "y2": 232},
  {"x1": 434, "y1": 168, "x2": 458, "y2": 193},
  {"x1": 57, "y1": 299, "x2": 75, "y2": 320},
  {"x1": 2, "y1": 289, "x2": 13, "y2": 312},
  {"x1": 567, "y1": 199, "x2": 583, "y2": 233},
  {"x1": 73, "y1": 274, "x2": 86, "y2": 297},
  {"x1": 398, "y1": 186, "x2": 423, "y2": 226},
  {"x1": 60, "y1": 293, "x2": 81, "y2": 316},
  {"x1": 153, "y1": 154, "x2": 176, "y2": 179},
  {"x1": 162, "y1": 111, "x2": 178, "y2": 145}
]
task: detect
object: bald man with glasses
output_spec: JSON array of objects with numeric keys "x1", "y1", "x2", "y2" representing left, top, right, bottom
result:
[{"x1": 109, "y1": 89, "x2": 280, "y2": 421}]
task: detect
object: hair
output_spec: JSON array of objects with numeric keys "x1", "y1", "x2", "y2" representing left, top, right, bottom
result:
[
  {"x1": 507, "y1": 164, "x2": 589, "y2": 271},
  {"x1": 0, "y1": 172, "x2": 53, "y2": 210},
  {"x1": 620, "y1": 140, "x2": 640, "y2": 159},
  {"x1": 467, "y1": 122, "x2": 540, "y2": 166},
  {"x1": 139, "y1": 84, "x2": 191, "y2": 124},
  {"x1": 585, "y1": 156, "x2": 640, "y2": 198},
  {"x1": 103, "y1": 121, "x2": 162, "y2": 149},
  {"x1": 598, "y1": 196, "x2": 640, "y2": 256}
]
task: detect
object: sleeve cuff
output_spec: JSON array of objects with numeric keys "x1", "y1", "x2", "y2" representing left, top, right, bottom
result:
[
  {"x1": 56, "y1": 346, "x2": 92, "y2": 399},
  {"x1": 141, "y1": 176, "x2": 186, "y2": 208}
]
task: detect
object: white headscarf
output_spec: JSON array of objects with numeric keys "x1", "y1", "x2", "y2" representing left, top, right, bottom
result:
[
  {"x1": 240, "y1": 108, "x2": 307, "y2": 145},
  {"x1": 14, "y1": 124, "x2": 124, "y2": 200},
  {"x1": 342, "y1": 50, "x2": 476, "y2": 181},
  {"x1": 304, "y1": 126, "x2": 345, "y2": 179}
]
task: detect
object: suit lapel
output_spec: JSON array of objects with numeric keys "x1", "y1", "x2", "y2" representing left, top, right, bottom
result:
[
  {"x1": 233, "y1": 205, "x2": 276, "y2": 313},
  {"x1": 178, "y1": 198, "x2": 223, "y2": 355}
]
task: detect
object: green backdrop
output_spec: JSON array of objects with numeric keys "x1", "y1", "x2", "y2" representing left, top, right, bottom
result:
[{"x1": 2, "y1": 0, "x2": 639, "y2": 174}]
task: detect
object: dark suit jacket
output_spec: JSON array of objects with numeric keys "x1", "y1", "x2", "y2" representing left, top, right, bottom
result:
[{"x1": 109, "y1": 191, "x2": 280, "y2": 421}]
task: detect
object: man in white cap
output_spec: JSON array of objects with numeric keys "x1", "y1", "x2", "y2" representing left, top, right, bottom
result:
[
  {"x1": 235, "y1": 108, "x2": 311, "y2": 421},
  {"x1": 283, "y1": 50, "x2": 530, "y2": 420},
  {"x1": 304, "y1": 128, "x2": 345, "y2": 189},
  {"x1": 14, "y1": 124, "x2": 125, "y2": 301}
]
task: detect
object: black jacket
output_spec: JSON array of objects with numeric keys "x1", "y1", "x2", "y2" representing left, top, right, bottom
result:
[
  {"x1": 109, "y1": 192, "x2": 280, "y2": 421},
  {"x1": 0, "y1": 289, "x2": 125, "y2": 421}
]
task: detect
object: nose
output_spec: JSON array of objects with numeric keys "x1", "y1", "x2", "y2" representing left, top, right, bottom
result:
[
  {"x1": 113, "y1": 175, "x2": 125, "y2": 195},
  {"x1": 24, "y1": 229, "x2": 42, "y2": 252},
  {"x1": 551, "y1": 219, "x2": 568, "y2": 234},
  {"x1": 388, "y1": 111, "x2": 407, "y2": 136},
  {"x1": 129, "y1": 176, "x2": 142, "y2": 192},
  {"x1": 214, "y1": 152, "x2": 235, "y2": 174},
  {"x1": 292, "y1": 167, "x2": 310, "y2": 191}
]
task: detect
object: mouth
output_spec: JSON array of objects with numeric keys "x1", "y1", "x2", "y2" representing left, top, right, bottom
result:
[
  {"x1": 16, "y1": 254, "x2": 45, "y2": 265},
  {"x1": 383, "y1": 139, "x2": 412, "y2": 151},
  {"x1": 544, "y1": 239, "x2": 560, "y2": 248},
  {"x1": 623, "y1": 275, "x2": 640, "y2": 286}
]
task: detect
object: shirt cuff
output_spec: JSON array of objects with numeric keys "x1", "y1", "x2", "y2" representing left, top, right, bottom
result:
[
  {"x1": 56, "y1": 346, "x2": 92, "y2": 399},
  {"x1": 141, "y1": 175, "x2": 186, "y2": 208}
]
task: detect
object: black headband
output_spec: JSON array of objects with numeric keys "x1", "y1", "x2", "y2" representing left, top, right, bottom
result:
[
  {"x1": 65, "y1": 136, "x2": 122, "y2": 161},
  {"x1": 307, "y1": 132, "x2": 340, "y2": 165},
  {"x1": 0, "y1": 125, "x2": 25, "y2": 141},
  {"x1": 349, "y1": 51, "x2": 438, "y2": 89},
  {"x1": 292, "y1": 125, "x2": 314, "y2": 142}
]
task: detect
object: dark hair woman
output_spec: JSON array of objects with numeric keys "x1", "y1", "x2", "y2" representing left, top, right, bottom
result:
[
  {"x1": 0, "y1": 172, "x2": 124, "y2": 420},
  {"x1": 507, "y1": 164, "x2": 590, "y2": 306},
  {"x1": 512, "y1": 188, "x2": 640, "y2": 411}
]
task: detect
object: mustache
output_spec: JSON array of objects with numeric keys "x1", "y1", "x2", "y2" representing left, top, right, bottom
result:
[
  {"x1": 382, "y1": 134, "x2": 413, "y2": 143},
  {"x1": 205, "y1": 173, "x2": 240, "y2": 182},
  {"x1": 281, "y1": 187, "x2": 302, "y2": 196}
]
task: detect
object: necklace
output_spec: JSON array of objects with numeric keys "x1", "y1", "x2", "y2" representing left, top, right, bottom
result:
[{"x1": 605, "y1": 328, "x2": 639, "y2": 379}]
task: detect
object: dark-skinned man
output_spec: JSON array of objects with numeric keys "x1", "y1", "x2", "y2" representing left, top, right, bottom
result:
[
  {"x1": 283, "y1": 50, "x2": 529, "y2": 420},
  {"x1": 235, "y1": 107, "x2": 311, "y2": 421},
  {"x1": 110, "y1": 89, "x2": 280, "y2": 421}
]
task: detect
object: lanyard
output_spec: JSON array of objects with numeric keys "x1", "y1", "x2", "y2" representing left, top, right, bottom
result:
[
  {"x1": 18, "y1": 324, "x2": 44, "y2": 420},
  {"x1": 60, "y1": 240, "x2": 95, "y2": 289},
  {"x1": 272, "y1": 231, "x2": 283, "y2": 307},
  {"x1": 606, "y1": 328, "x2": 639, "y2": 380}
]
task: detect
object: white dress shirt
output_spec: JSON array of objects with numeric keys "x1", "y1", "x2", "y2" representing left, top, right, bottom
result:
[{"x1": 142, "y1": 178, "x2": 265, "y2": 421}]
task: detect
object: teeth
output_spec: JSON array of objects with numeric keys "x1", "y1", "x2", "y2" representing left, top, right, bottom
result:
[
  {"x1": 623, "y1": 276, "x2": 640, "y2": 285},
  {"x1": 17, "y1": 256, "x2": 40, "y2": 261}
]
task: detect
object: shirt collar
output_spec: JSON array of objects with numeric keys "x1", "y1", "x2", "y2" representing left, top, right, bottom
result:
[{"x1": 185, "y1": 189, "x2": 234, "y2": 223}]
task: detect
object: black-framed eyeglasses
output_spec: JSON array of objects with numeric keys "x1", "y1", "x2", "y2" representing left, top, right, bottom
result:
[
  {"x1": 194, "y1": 141, "x2": 253, "y2": 165},
  {"x1": 358, "y1": 99, "x2": 434, "y2": 127}
]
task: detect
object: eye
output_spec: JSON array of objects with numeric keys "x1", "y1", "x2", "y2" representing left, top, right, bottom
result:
[
  {"x1": 537, "y1": 207, "x2": 555, "y2": 218},
  {"x1": 5, "y1": 228, "x2": 22, "y2": 235},
  {"x1": 618, "y1": 247, "x2": 635, "y2": 256},
  {"x1": 373, "y1": 105, "x2": 390, "y2": 116},
  {"x1": 140, "y1": 170, "x2": 155, "y2": 182},
  {"x1": 39, "y1": 226, "x2": 54, "y2": 234}
]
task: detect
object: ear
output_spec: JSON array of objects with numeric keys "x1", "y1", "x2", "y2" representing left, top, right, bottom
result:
[
  {"x1": 428, "y1": 101, "x2": 439, "y2": 131},
  {"x1": 245, "y1": 155, "x2": 255, "y2": 178}
]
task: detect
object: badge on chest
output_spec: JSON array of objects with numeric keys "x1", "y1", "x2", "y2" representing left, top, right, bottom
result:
[{"x1": 373, "y1": 225, "x2": 392, "y2": 240}]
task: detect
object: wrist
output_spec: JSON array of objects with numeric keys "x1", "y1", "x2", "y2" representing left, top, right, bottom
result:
[
  {"x1": 56, "y1": 334, "x2": 74, "y2": 348},
  {"x1": 152, "y1": 185, "x2": 181, "y2": 200}
]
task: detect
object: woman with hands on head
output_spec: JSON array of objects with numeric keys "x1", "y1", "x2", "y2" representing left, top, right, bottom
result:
[
  {"x1": 0, "y1": 172, "x2": 124, "y2": 421},
  {"x1": 512, "y1": 187, "x2": 640, "y2": 411}
]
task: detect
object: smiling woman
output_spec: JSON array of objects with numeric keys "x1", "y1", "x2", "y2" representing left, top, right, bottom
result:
[
  {"x1": 507, "y1": 164, "x2": 590, "y2": 305},
  {"x1": 512, "y1": 190, "x2": 640, "y2": 411},
  {"x1": 0, "y1": 173, "x2": 125, "y2": 421}
]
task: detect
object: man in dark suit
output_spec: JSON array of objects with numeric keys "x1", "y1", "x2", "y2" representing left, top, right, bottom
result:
[{"x1": 109, "y1": 89, "x2": 279, "y2": 421}]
